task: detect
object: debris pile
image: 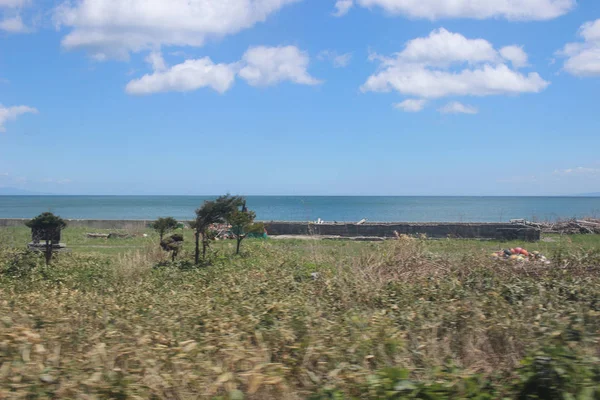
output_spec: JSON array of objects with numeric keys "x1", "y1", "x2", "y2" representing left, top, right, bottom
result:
[
  {"x1": 518, "y1": 218, "x2": 600, "y2": 234},
  {"x1": 491, "y1": 247, "x2": 550, "y2": 264},
  {"x1": 207, "y1": 223, "x2": 268, "y2": 240},
  {"x1": 209, "y1": 223, "x2": 234, "y2": 240}
]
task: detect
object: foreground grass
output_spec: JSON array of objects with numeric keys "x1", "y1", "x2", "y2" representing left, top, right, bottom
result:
[{"x1": 1, "y1": 234, "x2": 600, "y2": 399}]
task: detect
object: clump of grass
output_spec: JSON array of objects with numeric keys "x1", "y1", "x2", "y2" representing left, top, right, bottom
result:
[{"x1": 1, "y1": 236, "x2": 599, "y2": 399}]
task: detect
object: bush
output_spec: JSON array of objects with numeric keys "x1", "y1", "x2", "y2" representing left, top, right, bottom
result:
[{"x1": 0, "y1": 249, "x2": 42, "y2": 278}]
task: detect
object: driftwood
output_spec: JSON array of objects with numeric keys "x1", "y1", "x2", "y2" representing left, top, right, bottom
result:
[
  {"x1": 525, "y1": 218, "x2": 600, "y2": 234},
  {"x1": 86, "y1": 233, "x2": 110, "y2": 238},
  {"x1": 108, "y1": 232, "x2": 131, "y2": 239},
  {"x1": 86, "y1": 232, "x2": 133, "y2": 239}
]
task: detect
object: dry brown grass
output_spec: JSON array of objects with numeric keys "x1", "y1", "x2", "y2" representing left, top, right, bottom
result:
[{"x1": 1, "y1": 237, "x2": 599, "y2": 399}]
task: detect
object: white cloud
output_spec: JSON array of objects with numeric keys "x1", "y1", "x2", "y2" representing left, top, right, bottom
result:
[
  {"x1": 557, "y1": 19, "x2": 600, "y2": 77},
  {"x1": 0, "y1": 172, "x2": 8, "y2": 177},
  {"x1": 580, "y1": 19, "x2": 600, "y2": 42},
  {"x1": 500, "y1": 45, "x2": 529, "y2": 68},
  {"x1": 394, "y1": 99, "x2": 426, "y2": 112},
  {"x1": 362, "y1": 28, "x2": 548, "y2": 99},
  {"x1": 0, "y1": 105, "x2": 38, "y2": 132},
  {"x1": 351, "y1": 0, "x2": 574, "y2": 20},
  {"x1": 127, "y1": 45, "x2": 321, "y2": 94},
  {"x1": 553, "y1": 167, "x2": 600, "y2": 176},
  {"x1": 438, "y1": 101, "x2": 478, "y2": 114},
  {"x1": 54, "y1": 0, "x2": 300, "y2": 59},
  {"x1": 398, "y1": 28, "x2": 499, "y2": 66},
  {"x1": 0, "y1": 15, "x2": 27, "y2": 32},
  {"x1": 126, "y1": 57, "x2": 237, "y2": 95},
  {"x1": 146, "y1": 51, "x2": 167, "y2": 72},
  {"x1": 333, "y1": 0, "x2": 353, "y2": 16},
  {"x1": 363, "y1": 64, "x2": 548, "y2": 98},
  {"x1": 0, "y1": 0, "x2": 31, "y2": 33},
  {"x1": 239, "y1": 45, "x2": 321, "y2": 87},
  {"x1": 318, "y1": 50, "x2": 352, "y2": 68}
]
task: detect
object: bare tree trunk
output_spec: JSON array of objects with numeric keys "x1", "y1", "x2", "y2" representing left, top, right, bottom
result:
[
  {"x1": 202, "y1": 233, "x2": 208, "y2": 261},
  {"x1": 44, "y1": 239, "x2": 52, "y2": 266},
  {"x1": 194, "y1": 230, "x2": 200, "y2": 265},
  {"x1": 236, "y1": 237, "x2": 242, "y2": 255}
]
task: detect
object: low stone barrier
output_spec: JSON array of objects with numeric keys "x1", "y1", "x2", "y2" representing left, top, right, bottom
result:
[
  {"x1": 263, "y1": 222, "x2": 540, "y2": 241},
  {"x1": 0, "y1": 219, "x2": 151, "y2": 230},
  {"x1": 0, "y1": 219, "x2": 541, "y2": 241}
]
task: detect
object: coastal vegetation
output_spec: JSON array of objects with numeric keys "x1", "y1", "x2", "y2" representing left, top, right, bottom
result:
[
  {"x1": 1, "y1": 223, "x2": 599, "y2": 399},
  {"x1": 24, "y1": 212, "x2": 67, "y2": 266},
  {"x1": 151, "y1": 217, "x2": 179, "y2": 241},
  {"x1": 192, "y1": 195, "x2": 245, "y2": 264},
  {"x1": 227, "y1": 209, "x2": 263, "y2": 255}
]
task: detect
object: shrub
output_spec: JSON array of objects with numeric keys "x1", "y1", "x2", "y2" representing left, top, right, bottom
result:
[{"x1": 151, "y1": 217, "x2": 179, "y2": 241}]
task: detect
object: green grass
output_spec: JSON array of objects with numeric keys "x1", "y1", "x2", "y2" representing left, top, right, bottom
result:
[
  {"x1": 1, "y1": 229, "x2": 599, "y2": 399},
  {"x1": 2, "y1": 226, "x2": 599, "y2": 257}
]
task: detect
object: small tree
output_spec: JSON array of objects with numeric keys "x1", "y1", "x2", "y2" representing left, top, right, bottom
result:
[
  {"x1": 193, "y1": 194, "x2": 244, "y2": 264},
  {"x1": 151, "y1": 217, "x2": 178, "y2": 241},
  {"x1": 228, "y1": 209, "x2": 261, "y2": 255},
  {"x1": 25, "y1": 212, "x2": 67, "y2": 266},
  {"x1": 160, "y1": 233, "x2": 184, "y2": 262}
]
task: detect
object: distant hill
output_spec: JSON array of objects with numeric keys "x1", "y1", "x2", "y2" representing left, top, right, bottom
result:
[{"x1": 0, "y1": 187, "x2": 46, "y2": 195}]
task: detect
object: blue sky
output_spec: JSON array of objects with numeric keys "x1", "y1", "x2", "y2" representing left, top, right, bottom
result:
[{"x1": 0, "y1": 0, "x2": 599, "y2": 196}]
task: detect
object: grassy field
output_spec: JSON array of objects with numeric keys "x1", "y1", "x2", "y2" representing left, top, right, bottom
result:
[{"x1": 1, "y1": 227, "x2": 599, "y2": 399}]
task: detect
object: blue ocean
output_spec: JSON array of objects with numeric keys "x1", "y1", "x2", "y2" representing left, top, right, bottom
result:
[{"x1": 0, "y1": 196, "x2": 599, "y2": 222}]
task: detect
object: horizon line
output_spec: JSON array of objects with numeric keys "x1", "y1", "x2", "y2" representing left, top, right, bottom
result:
[{"x1": 1, "y1": 194, "x2": 599, "y2": 198}]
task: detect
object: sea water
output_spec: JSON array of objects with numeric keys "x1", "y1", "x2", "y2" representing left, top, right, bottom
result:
[{"x1": 0, "y1": 196, "x2": 599, "y2": 222}]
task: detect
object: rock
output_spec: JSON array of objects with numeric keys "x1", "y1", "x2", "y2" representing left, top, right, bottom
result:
[{"x1": 40, "y1": 374, "x2": 57, "y2": 384}]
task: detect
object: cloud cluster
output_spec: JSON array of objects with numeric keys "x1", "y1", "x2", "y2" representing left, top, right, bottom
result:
[
  {"x1": 126, "y1": 46, "x2": 321, "y2": 95},
  {"x1": 54, "y1": 0, "x2": 300, "y2": 59},
  {"x1": 239, "y1": 46, "x2": 321, "y2": 86},
  {"x1": 0, "y1": 14, "x2": 25, "y2": 32},
  {"x1": 0, "y1": 0, "x2": 30, "y2": 33},
  {"x1": 126, "y1": 57, "x2": 237, "y2": 95},
  {"x1": 334, "y1": 0, "x2": 574, "y2": 20},
  {"x1": 363, "y1": 28, "x2": 549, "y2": 112},
  {"x1": 558, "y1": 19, "x2": 600, "y2": 77},
  {"x1": 0, "y1": 104, "x2": 38, "y2": 132}
]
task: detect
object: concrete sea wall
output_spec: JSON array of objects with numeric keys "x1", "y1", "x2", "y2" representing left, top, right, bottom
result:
[
  {"x1": 0, "y1": 219, "x2": 152, "y2": 230},
  {"x1": 264, "y1": 222, "x2": 540, "y2": 241},
  {"x1": 0, "y1": 219, "x2": 541, "y2": 241}
]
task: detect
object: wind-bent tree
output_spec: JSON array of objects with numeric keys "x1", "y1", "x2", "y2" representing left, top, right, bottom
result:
[
  {"x1": 160, "y1": 233, "x2": 184, "y2": 262},
  {"x1": 25, "y1": 212, "x2": 67, "y2": 266},
  {"x1": 193, "y1": 195, "x2": 244, "y2": 264},
  {"x1": 151, "y1": 217, "x2": 178, "y2": 241},
  {"x1": 228, "y1": 209, "x2": 263, "y2": 255}
]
